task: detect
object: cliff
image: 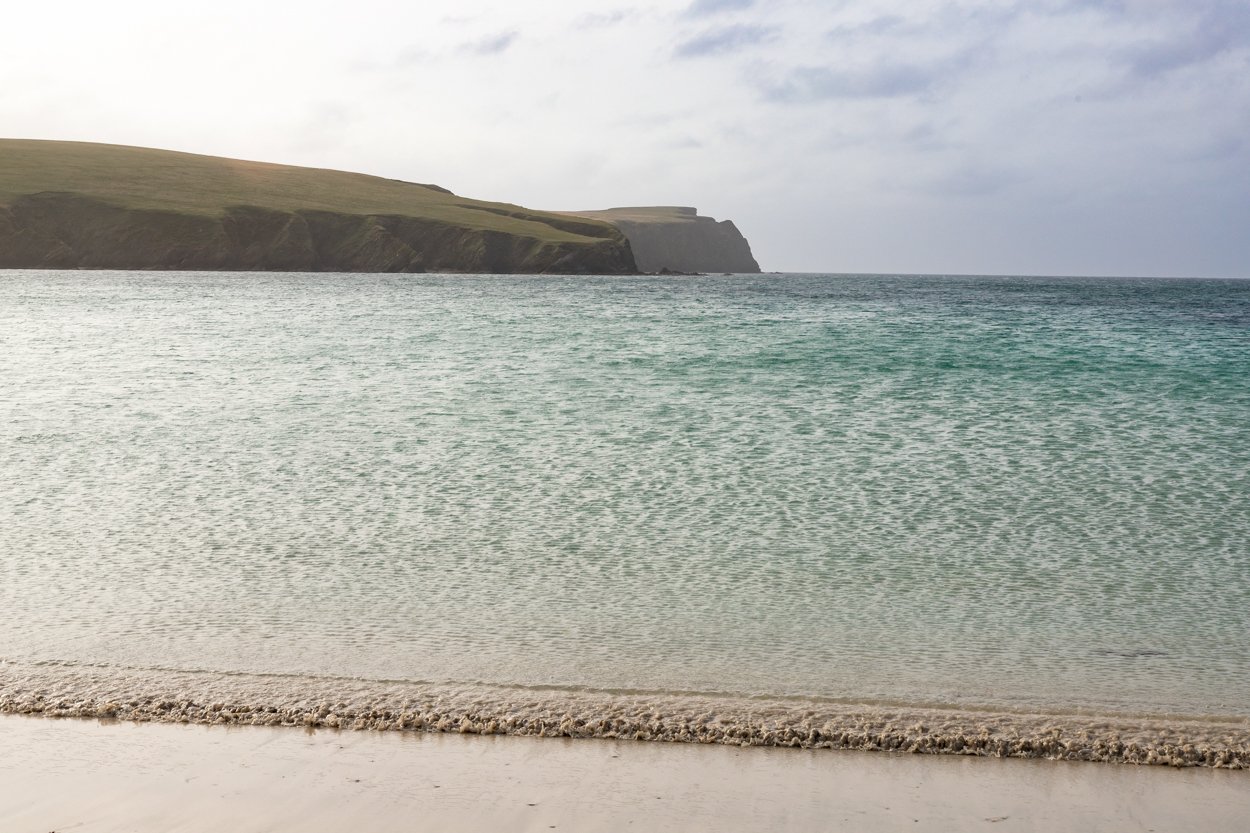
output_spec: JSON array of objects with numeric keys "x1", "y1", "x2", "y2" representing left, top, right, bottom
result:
[
  {"x1": 561, "y1": 206, "x2": 761, "y2": 274},
  {"x1": 0, "y1": 140, "x2": 635, "y2": 274}
]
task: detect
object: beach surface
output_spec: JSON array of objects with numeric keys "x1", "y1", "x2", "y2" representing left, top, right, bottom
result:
[{"x1": 2, "y1": 715, "x2": 1246, "y2": 833}]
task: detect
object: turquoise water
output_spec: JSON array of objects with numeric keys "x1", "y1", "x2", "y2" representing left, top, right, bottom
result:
[{"x1": 2, "y1": 271, "x2": 1249, "y2": 718}]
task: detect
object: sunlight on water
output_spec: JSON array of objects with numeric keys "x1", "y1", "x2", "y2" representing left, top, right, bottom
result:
[{"x1": 2, "y1": 271, "x2": 1249, "y2": 717}]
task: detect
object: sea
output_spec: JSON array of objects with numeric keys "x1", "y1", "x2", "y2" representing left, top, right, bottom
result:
[{"x1": 3, "y1": 270, "x2": 1248, "y2": 764}]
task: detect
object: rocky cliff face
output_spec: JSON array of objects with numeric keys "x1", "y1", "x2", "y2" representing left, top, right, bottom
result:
[
  {"x1": 563, "y1": 207, "x2": 761, "y2": 274},
  {"x1": 0, "y1": 139, "x2": 639, "y2": 275},
  {"x1": 1, "y1": 141, "x2": 764, "y2": 276},
  {"x1": 0, "y1": 193, "x2": 636, "y2": 274}
]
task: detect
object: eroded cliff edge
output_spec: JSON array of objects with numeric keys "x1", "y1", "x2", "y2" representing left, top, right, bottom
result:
[
  {"x1": 0, "y1": 193, "x2": 634, "y2": 274},
  {"x1": 562, "y1": 206, "x2": 761, "y2": 274},
  {"x1": 0, "y1": 140, "x2": 636, "y2": 274}
]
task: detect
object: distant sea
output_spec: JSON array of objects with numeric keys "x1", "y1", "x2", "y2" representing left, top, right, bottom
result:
[{"x1": 3, "y1": 271, "x2": 1248, "y2": 763}]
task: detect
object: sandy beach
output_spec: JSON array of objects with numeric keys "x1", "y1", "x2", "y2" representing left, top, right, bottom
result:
[{"x1": 2, "y1": 714, "x2": 1247, "y2": 832}]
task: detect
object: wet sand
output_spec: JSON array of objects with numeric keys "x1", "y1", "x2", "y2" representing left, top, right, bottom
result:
[{"x1": 1, "y1": 714, "x2": 1247, "y2": 832}]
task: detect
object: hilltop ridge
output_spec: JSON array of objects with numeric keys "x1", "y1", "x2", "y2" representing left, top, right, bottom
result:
[
  {"x1": 0, "y1": 140, "x2": 761, "y2": 275},
  {"x1": 0, "y1": 140, "x2": 634, "y2": 274}
]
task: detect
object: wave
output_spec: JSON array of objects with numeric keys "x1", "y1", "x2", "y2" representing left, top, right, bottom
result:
[{"x1": 2, "y1": 660, "x2": 1246, "y2": 769}]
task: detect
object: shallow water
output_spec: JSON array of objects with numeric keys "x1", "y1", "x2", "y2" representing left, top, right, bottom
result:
[{"x1": 2, "y1": 271, "x2": 1249, "y2": 730}]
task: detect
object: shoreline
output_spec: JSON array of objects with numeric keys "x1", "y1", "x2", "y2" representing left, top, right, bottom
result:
[
  {"x1": 4, "y1": 663, "x2": 1247, "y2": 769},
  {"x1": 3, "y1": 713, "x2": 1248, "y2": 833}
]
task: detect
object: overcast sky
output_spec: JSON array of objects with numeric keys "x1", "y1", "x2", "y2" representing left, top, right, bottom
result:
[{"x1": 3, "y1": 0, "x2": 1247, "y2": 276}]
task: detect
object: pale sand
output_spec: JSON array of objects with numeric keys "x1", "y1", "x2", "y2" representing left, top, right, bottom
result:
[{"x1": 1, "y1": 715, "x2": 1247, "y2": 832}]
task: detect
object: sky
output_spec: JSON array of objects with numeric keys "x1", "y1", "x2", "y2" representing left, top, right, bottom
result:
[{"x1": 3, "y1": 0, "x2": 1247, "y2": 276}]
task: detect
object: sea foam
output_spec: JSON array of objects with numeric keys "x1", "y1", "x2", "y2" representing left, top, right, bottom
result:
[{"x1": 3, "y1": 663, "x2": 1247, "y2": 768}]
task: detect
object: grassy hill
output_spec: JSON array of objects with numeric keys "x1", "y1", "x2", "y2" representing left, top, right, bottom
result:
[{"x1": 0, "y1": 140, "x2": 636, "y2": 273}]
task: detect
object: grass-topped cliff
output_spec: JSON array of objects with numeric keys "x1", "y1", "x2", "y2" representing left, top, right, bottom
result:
[{"x1": 0, "y1": 140, "x2": 636, "y2": 273}]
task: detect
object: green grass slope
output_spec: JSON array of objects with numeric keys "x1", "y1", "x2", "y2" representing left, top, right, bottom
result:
[
  {"x1": 566, "y1": 206, "x2": 702, "y2": 225},
  {"x1": 0, "y1": 139, "x2": 636, "y2": 273}
]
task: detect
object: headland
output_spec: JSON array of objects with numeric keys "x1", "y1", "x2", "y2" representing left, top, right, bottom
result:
[{"x1": 0, "y1": 140, "x2": 760, "y2": 275}]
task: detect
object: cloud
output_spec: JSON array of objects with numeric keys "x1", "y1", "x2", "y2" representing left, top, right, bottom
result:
[
  {"x1": 5, "y1": 0, "x2": 1246, "y2": 276},
  {"x1": 826, "y1": 14, "x2": 910, "y2": 40},
  {"x1": 394, "y1": 45, "x2": 430, "y2": 67},
  {"x1": 575, "y1": 9, "x2": 634, "y2": 29},
  {"x1": 1121, "y1": 3, "x2": 1250, "y2": 79},
  {"x1": 667, "y1": 136, "x2": 704, "y2": 150},
  {"x1": 348, "y1": 43, "x2": 430, "y2": 73},
  {"x1": 762, "y1": 63, "x2": 937, "y2": 102},
  {"x1": 674, "y1": 24, "x2": 775, "y2": 58},
  {"x1": 461, "y1": 31, "x2": 518, "y2": 56},
  {"x1": 684, "y1": 0, "x2": 754, "y2": 17},
  {"x1": 288, "y1": 101, "x2": 357, "y2": 155},
  {"x1": 926, "y1": 164, "x2": 1022, "y2": 198}
]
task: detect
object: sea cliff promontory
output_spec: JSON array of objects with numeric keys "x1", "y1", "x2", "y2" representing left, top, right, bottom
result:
[
  {"x1": 0, "y1": 140, "x2": 761, "y2": 275},
  {"x1": 563, "y1": 206, "x2": 761, "y2": 274}
]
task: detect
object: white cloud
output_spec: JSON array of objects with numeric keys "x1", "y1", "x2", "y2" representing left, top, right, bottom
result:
[{"x1": 1, "y1": 0, "x2": 1246, "y2": 276}]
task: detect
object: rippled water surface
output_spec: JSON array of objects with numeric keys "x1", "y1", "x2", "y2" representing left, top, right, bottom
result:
[{"x1": 3, "y1": 271, "x2": 1249, "y2": 717}]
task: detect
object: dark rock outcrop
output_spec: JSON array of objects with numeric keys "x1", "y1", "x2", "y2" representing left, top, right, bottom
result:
[{"x1": 562, "y1": 207, "x2": 761, "y2": 274}]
